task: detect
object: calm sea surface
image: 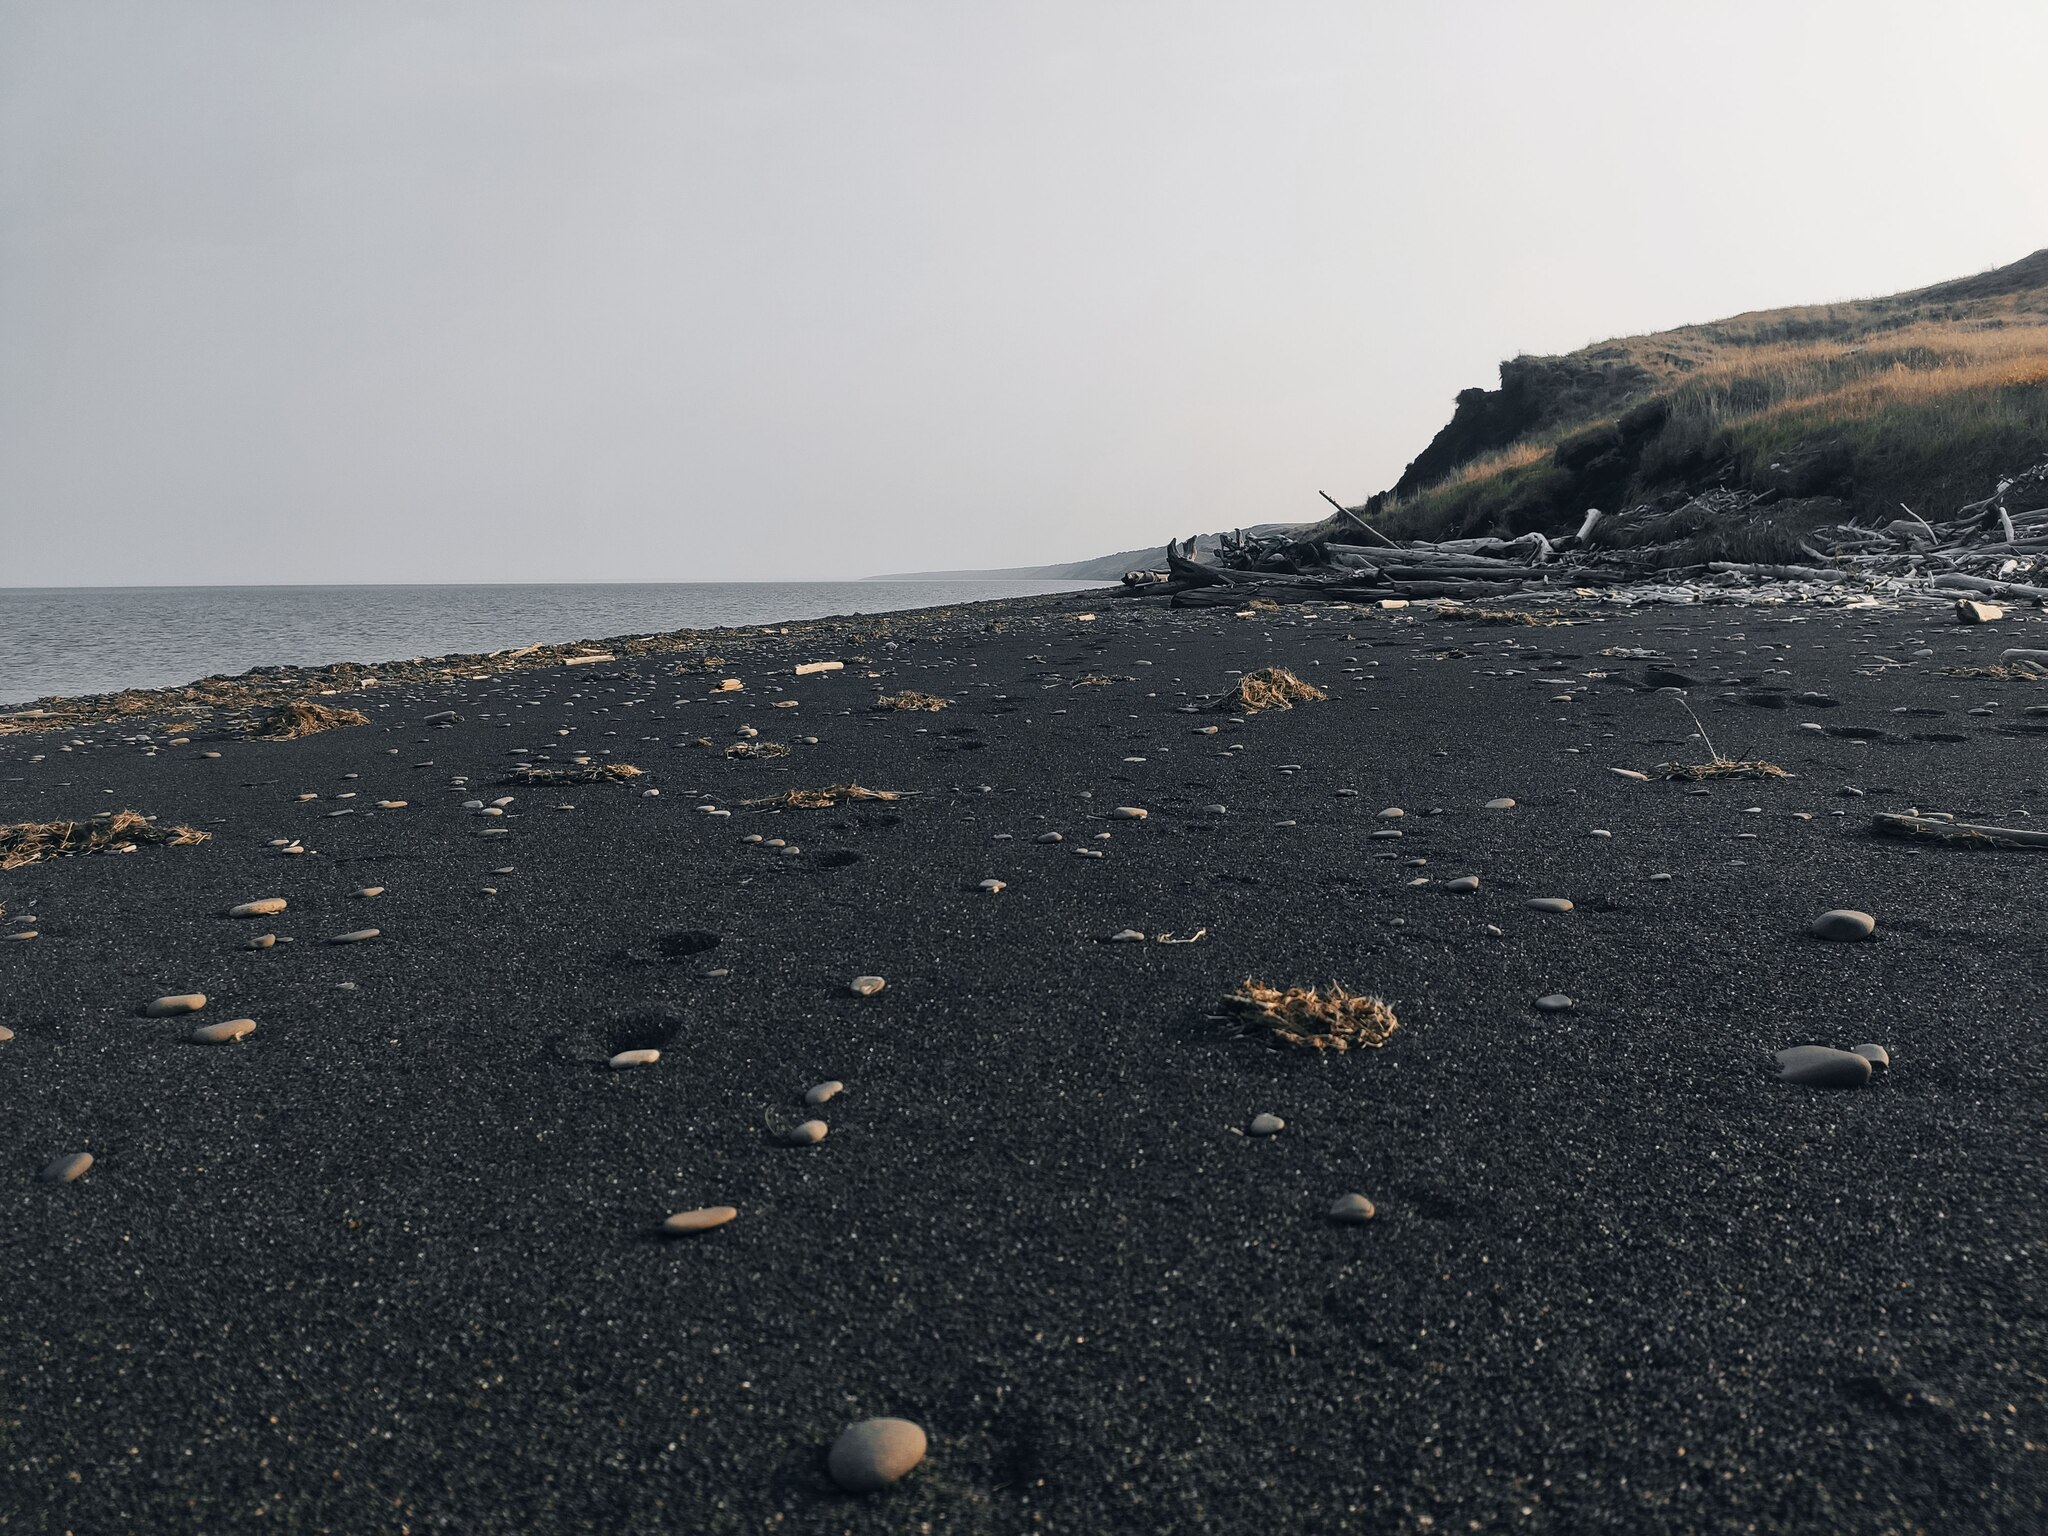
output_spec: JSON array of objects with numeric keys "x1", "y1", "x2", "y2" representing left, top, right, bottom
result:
[{"x1": 0, "y1": 581, "x2": 1103, "y2": 705}]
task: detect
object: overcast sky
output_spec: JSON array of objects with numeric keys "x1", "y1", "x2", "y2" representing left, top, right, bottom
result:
[{"x1": 4, "y1": 1, "x2": 2044, "y2": 585}]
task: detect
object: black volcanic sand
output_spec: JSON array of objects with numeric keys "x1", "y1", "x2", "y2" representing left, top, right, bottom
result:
[{"x1": 4, "y1": 592, "x2": 2046, "y2": 1534}]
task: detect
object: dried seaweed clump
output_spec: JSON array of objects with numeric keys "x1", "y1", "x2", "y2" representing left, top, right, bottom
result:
[
  {"x1": 1435, "y1": 606, "x2": 1564, "y2": 626},
  {"x1": 725, "y1": 740, "x2": 790, "y2": 759},
  {"x1": 507, "y1": 761, "x2": 644, "y2": 785},
  {"x1": 745, "y1": 784, "x2": 901, "y2": 809},
  {"x1": 250, "y1": 701, "x2": 370, "y2": 739},
  {"x1": 1658, "y1": 758, "x2": 1790, "y2": 782},
  {"x1": 1072, "y1": 674, "x2": 1118, "y2": 687},
  {"x1": 1, "y1": 810, "x2": 211, "y2": 871},
  {"x1": 1945, "y1": 664, "x2": 2045, "y2": 680},
  {"x1": 1211, "y1": 667, "x2": 1327, "y2": 713},
  {"x1": 1224, "y1": 980, "x2": 1399, "y2": 1052},
  {"x1": 872, "y1": 691, "x2": 950, "y2": 712}
]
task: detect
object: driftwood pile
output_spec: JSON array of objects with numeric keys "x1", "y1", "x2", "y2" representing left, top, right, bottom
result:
[{"x1": 1121, "y1": 463, "x2": 2048, "y2": 610}]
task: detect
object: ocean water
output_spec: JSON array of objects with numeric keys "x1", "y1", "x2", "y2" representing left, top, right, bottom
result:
[{"x1": 0, "y1": 580, "x2": 1104, "y2": 706}]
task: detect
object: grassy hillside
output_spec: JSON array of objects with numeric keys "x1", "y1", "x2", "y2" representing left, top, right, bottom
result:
[{"x1": 1339, "y1": 249, "x2": 2048, "y2": 554}]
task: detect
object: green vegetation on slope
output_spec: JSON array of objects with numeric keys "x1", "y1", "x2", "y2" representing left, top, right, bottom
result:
[{"x1": 1335, "y1": 249, "x2": 2048, "y2": 551}]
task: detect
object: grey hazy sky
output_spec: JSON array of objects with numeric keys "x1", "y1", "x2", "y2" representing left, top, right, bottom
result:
[{"x1": 4, "y1": 1, "x2": 2045, "y2": 585}]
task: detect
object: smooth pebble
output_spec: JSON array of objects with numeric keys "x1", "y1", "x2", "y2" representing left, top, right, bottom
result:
[
  {"x1": 1524, "y1": 898, "x2": 1573, "y2": 913},
  {"x1": 145, "y1": 993, "x2": 206, "y2": 1017},
  {"x1": 609, "y1": 1048, "x2": 660, "y2": 1068},
  {"x1": 192, "y1": 1018, "x2": 257, "y2": 1044},
  {"x1": 1248, "y1": 1113, "x2": 1285, "y2": 1136},
  {"x1": 1774, "y1": 1045, "x2": 1873, "y2": 1089},
  {"x1": 662, "y1": 1206, "x2": 738, "y2": 1235},
  {"x1": 41, "y1": 1152, "x2": 94, "y2": 1183},
  {"x1": 228, "y1": 898, "x2": 287, "y2": 918},
  {"x1": 849, "y1": 976, "x2": 886, "y2": 996},
  {"x1": 1328, "y1": 1193, "x2": 1377, "y2": 1224},
  {"x1": 1810, "y1": 909, "x2": 1876, "y2": 941},
  {"x1": 805, "y1": 1080, "x2": 844, "y2": 1107},
  {"x1": 827, "y1": 1418, "x2": 928, "y2": 1493}
]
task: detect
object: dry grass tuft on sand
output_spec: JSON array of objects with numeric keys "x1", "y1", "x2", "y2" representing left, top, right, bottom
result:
[
  {"x1": 507, "y1": 762, "x2": 644, "y2": 786},
  {"x1": 1223, "y1": 981, "x2": 1400, "y2": 1052},
  {"x1": 872, "y1": 691, "x2": 950, "y2": 712},
  {"x1": 250, "y1": 701, "x2": 370, "y2": 739},
  {"x1": 1, "y1": 811, "x2": 211, "y2": 871},
  {"x1": 745, "y1": 784, "x2": 902, "y2": 809},
  {"x1": 725, "y1": 741, "x2": 789, "y2": 759},
  {"x1": 1212, "y1": 667, "x2": 1327, "y2": 713}
]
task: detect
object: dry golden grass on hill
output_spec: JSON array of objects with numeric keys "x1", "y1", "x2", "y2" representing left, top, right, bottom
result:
[{"x1": 1360, "y1": 252, "x2": 2048, "y2": 542}]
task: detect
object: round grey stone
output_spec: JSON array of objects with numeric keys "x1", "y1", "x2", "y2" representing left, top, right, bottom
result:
[
  {"x1": 1248, "y1": 1113, "x2": 1285, "y2": 1136},
  {"x1": 1851, "y1": 1043, "x2": 1891, "y2": 1070},
  {"x1": 827, "y1": 1417, "x2": 928, "y2": 1492},
  {"x1": 1810, "y1": 909, "x2": 1876, "y2": 941}
]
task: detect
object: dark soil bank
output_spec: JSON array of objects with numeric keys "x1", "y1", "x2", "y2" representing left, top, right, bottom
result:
[{"x1": 4, "y1": 591, "x2": 2045, "y2": 1534}]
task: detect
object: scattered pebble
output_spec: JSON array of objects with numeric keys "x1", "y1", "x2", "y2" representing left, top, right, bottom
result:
[
  {"x1": 245, "y1": 934, "x2": 277, "y2": 950},
  {"x1": 352, "y1": 886, "x2": 385, "y2": 899},
  {"x1": 1328, "y1": 1193, "x2": 1377, "y2": 1224},
  {"x1": 40, "y1": 1152, "x2": 93, "y2": 1184},
  {"x1": 327, "y1": 929, "x2": 380, "y2": 944},
  {"x1": 1109, "y1": 806, "x2": 1148, "y2": 820},
  {"x1": 1445, "y1": 875, "x2": 1480, "y2": 893},
  {"x1": 1486, "y1": 797, "x2": 1517, "y2": 810},
  {"x1": 786, "y1": 1119, "x2": 829, "y2": 1145},
  {"x1": 228, "y1": 898, "x2": 287, "y2": 918},
  {"x1": 827, "y1": 1418, "x2": 928, "y2": 1493},
  {"x1": 610, "y1": 1048, "x2": 661, "y2": 1068},
  {"x1": 1852, "y1": 1043, "x2": 1891, "y2": 1070},
  {"x1": 0, "y1": 1025, "x2": 13, "y2": 1042},
  {"x1": 1036, "y1": 832, "x2": 1064, "y2": 844},
  {"x1": 1108, "y1": 929, "x2": 1145, "y2": 942},
  {"x1": 192, "y1": 1018, "x2": 257, "y2": 1044},
  {"x1": 1774, "y1": 1045, "x2": 1873, "y2": 1089},
  {"x1": 1609, "y1": 768, "x2": 1650, "y2": 782},
  {"x1": 145, "y1": 993, "x2": 207, "y2": 1017},
  {"x1": 978, "y1": 879, "x2": 1006, "y2": 893},
  {"x1": 1248, "y1": 1113, "x2": 1285, "y2": 1136},
  {"x1": 1810, "y1": 909, "x2": 1876, "y2": 942},
  {"x1": 1534, "y1": 994, "x2": 1574, "y2": 1012},
  {"x1": 1524, "y1": 898, "x2": 1573, "y2": 914},
  {"x1": 805, "y1": 1080, "x2": 844, "y2": 1107},
  {"x1": 662, "y1": 1206, "x2": 738, "y2": 1235},
  {"x1": 1378, "y1": 807, "x2": 1404, "y2": 819},
  {"x1": 849, "y1": 976, "x2": 886, "y2": 996}
]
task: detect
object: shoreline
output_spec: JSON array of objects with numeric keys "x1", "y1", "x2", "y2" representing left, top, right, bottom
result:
[
  {"x1": 0, "y1": 585, "x2": 1115, "y2": 725},
  {"x1": 0, "y1": 578, "x2": 1109, "y2": 716},
  {"x1": 4, "y1": 588, "x2": 2045, "y2": 1531}
]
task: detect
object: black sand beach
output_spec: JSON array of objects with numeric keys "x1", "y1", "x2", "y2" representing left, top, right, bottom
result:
[{"x1": 4, "y1": 589, "x2": 2045, "y2": 1533}]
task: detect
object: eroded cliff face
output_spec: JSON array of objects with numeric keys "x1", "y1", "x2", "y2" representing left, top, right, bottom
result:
[{"x1": 1388, "y1": 355, "x2": 1660, "y2": 501}]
